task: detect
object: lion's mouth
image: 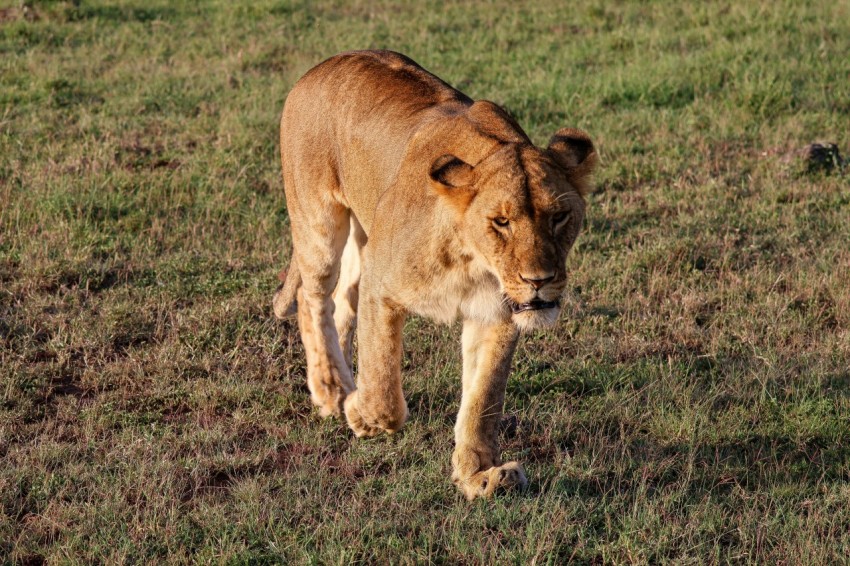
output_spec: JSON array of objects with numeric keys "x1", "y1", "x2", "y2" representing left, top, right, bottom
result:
[{"x1": 507, "y1": 298, "x2": 560, "y2": 314}]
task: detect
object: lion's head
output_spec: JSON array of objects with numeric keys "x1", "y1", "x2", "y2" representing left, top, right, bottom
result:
[{"x1": 429, "y1": 128, "x2": 597, "y2": 331}]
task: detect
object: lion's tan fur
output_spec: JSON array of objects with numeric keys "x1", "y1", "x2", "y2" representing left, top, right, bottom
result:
[{"x1": 273, "y1": 50, "x2": 597, "y2": 499}]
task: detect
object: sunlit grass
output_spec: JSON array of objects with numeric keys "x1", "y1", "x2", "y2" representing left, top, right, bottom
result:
[{"x1": 2, "y1": 0, "x2": 849, "y2": 562}]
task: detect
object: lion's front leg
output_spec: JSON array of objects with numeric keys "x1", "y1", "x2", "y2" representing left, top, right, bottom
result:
[
  {"x1": 343, "y1": 290, "x2": 409, "y2": 437},
  {"x1": 452, "y1": 319, "x2": 525, "y2": 500}
]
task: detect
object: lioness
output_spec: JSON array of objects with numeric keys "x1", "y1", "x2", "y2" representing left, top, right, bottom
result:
[{"x1": 274, "y1": 50, "x2": 597, "y2": 499}]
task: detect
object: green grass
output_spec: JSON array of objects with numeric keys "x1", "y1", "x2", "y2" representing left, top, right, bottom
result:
[{"x1": 2, "y1": 0, "x2": 849, "y2": 562}]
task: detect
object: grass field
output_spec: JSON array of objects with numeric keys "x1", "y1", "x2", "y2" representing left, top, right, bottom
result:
[{"x1": 2, "y1": 0, "x2": 850, "y2": 562}]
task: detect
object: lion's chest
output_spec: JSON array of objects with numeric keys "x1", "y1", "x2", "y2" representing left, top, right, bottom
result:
[{"x1": 399, "y1": 265, "x2": 508, "y2": 325}]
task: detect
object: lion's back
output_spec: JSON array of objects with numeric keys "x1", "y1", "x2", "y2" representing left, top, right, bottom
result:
[{"x1": 280, "y1": 51, "x2": 472, "y2": 232}]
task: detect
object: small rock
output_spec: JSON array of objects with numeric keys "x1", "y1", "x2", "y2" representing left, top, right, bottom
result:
[{"x1": 782, "y1": 142, "x2": 845, "y2": 173}]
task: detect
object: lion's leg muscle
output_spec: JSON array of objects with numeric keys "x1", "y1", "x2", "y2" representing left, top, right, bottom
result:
[
  {"x1": 332, "y1": 215, "x2": 366, "y2": 370},
  {"x1": 452, "y1": 319, "x2": 526, "y2": 499},
  {"x1": 291, "y1": 199, "x2": 356, "y2": 418},
  {"x1": 343, "y1": 282, "x2": 409, "y2": 437}
]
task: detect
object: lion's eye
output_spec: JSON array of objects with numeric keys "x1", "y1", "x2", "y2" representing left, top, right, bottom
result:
[
  {"x1": 493, "y1": 217, "x2": 510, "y2": 228},
  {"x1": 552, "y1": 211, "x2": 569, "y2": 227}
]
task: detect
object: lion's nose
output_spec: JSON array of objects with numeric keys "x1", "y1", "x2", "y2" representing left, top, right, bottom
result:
[{"x1": 519, "y1": 272, "x2": 555, "y2": 290}]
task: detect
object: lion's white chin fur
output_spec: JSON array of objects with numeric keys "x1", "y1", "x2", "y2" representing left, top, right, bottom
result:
[{"x1": 512, "y1": 307, "x2": 560, "y2": 332}]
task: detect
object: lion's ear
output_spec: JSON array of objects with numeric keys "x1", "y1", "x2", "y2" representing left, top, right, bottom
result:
[
  {"x1": 547, "y1": 128, "x2": 598, "y2": 196},
  {"x1": 429, "y1": 154, "x2": 476, "y2": 210},
  {"x1": 429, "y1": 154, "x2": 475, "y2": 188}
]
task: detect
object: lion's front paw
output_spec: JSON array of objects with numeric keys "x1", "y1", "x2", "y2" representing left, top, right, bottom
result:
[
  {"x1": 455, "y1": 461, "x2": 527, "y2": 500},
  {"x1": 343, "y1": 389, "x2": 408, "y2": 437},
  {"x1": 344, "y1": 392, "x2": 384, "y2": 437}
]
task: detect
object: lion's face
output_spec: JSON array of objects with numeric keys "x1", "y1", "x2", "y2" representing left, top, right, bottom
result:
[
  {"x1": 429, "y1": 131, "x2": 596, "y2": 331},
  {"x1": 467, "y1": 145, "x2": 585, "y2": 330}
]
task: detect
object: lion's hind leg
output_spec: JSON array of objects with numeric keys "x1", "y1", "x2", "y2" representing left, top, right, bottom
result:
[
  {"x1": 332, "y1": 215, "x2": 366, "y2": 371},
  {"x1": 293, "y1": 203, "x2": 356, "y2": 418},
  {"x1": 273, "y1": 256, "x2": 300, "y2": 319}
]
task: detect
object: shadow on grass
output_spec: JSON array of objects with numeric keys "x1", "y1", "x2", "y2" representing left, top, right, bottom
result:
[
  {"x1": 35, "y1": 263, "x2": 153, "y2": 295},
  {"x1": 532, "y1": 434, "x2": 850, "y2": 502}
]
